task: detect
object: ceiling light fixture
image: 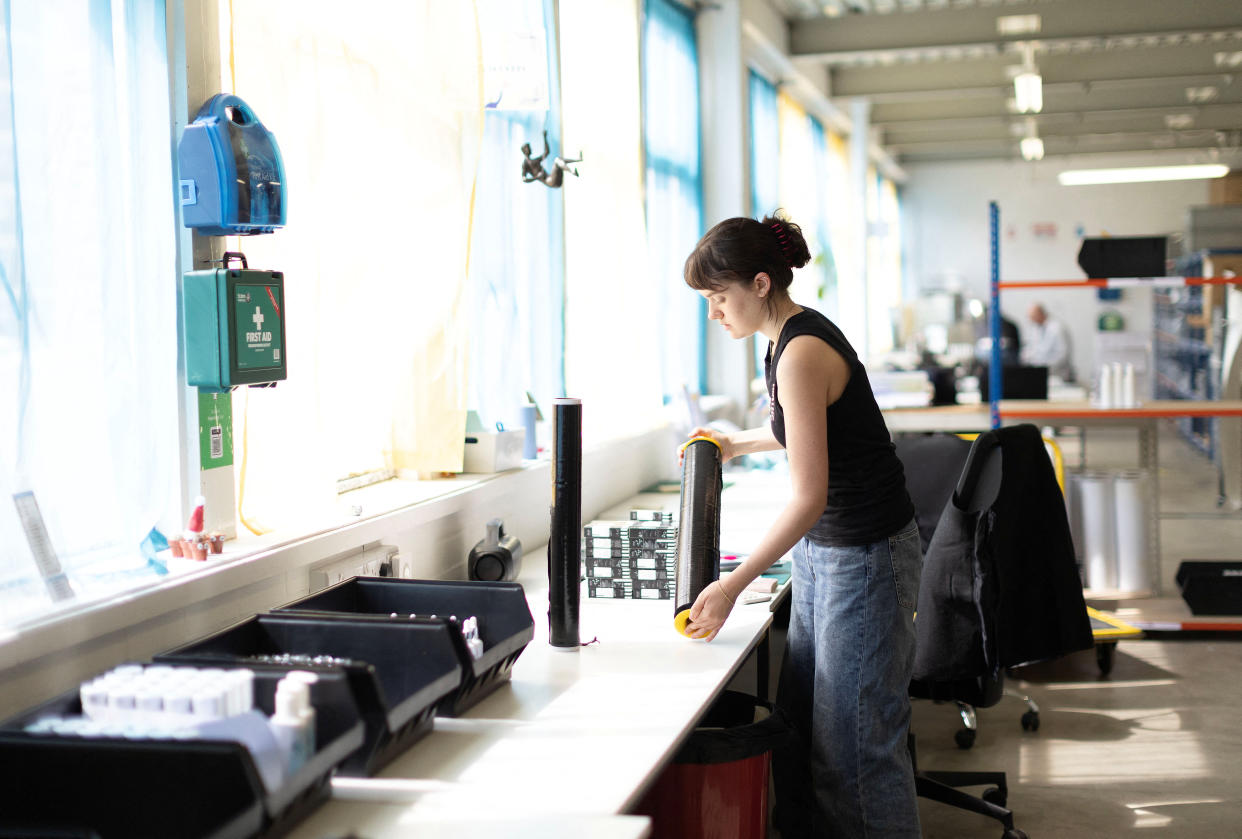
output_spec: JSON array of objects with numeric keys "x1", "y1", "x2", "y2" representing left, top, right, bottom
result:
[
  {"x1": 1057, "y1": 164, "x2": 1229, "y2": 186},
  {"x1": 1014, "y1": 72, "x2": 1043, "y2": 113},
  {"x1": 1013, "y1": 43, "x2": 1042, "y2": 114},
  {"x1": 996, "y1": 14, "x2": 1041, "y2": 36},
  {"x1": 1019, "y1": 116, "x2": 1043, "y2": 161}
]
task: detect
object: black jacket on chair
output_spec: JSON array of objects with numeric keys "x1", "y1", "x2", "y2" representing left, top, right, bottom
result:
[{"x1": 912, "y1": 424, "x2": 1094, "y2": 683}]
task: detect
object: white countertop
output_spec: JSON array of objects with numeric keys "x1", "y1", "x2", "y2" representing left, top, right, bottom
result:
[
  {"x1": 285, "y1": 803, "x2": 652, "y2": 839},
  {"x1": 284, "y1": 469, "x2": 792, "y2": 837}
]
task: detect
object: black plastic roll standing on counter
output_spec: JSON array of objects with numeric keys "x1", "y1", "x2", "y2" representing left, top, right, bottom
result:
[
  {"x1": 548, "y1": 397, "x2": 582, "y2": 649},
  {"x1": 674, "y1": 436, "x2": 723, "y2": 637}
]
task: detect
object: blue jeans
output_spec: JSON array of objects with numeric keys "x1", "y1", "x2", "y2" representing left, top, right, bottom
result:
[{"x1": 774, "y1": 519, "x2": 922, "y2": 838}]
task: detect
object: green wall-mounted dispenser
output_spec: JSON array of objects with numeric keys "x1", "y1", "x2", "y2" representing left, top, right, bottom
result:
[{"x1": 183, "y1": 252, "x2": 286, "y2": 392}]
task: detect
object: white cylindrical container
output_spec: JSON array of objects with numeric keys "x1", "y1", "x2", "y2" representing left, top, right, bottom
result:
[
  {"x1": 1121, "y1": 363, "x2": 1137, "y2": 408},
  {"x1": 1110, "y1": 362, "x2": 1125, "y2": 409},
  {"x1": 1097, "y1": 364, "x2": 1113, "y2": 408},
  {"x1": 1064, "y1": 469, "x2": 1086, "y2": 584},
  {"x1": 80, "y1": 680, "x2": 110, "y2": 720},
  {"x1": 1079, "y1": 470, "x2": 1117, "y2": 590},
  {"x1": 1113, "y1": 470, "x2": 1151, "y2": 593},
  {"x1": 271, "y1": 677, "x2": 313, "y2": 776},
  {"x1": 191, "y1": 686, "x2": 226, "y2": 721}
]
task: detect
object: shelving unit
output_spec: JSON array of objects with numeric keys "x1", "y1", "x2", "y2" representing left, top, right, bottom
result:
[
  {"x1": 1151, "y1": 250, "x2": 1242, "y2": 458},
  {"x1": 986, "y1": 201, "x2": 1242, "y2": 599}
]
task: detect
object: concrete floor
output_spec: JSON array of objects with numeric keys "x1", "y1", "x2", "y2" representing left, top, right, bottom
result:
[{"x1": 916, "y1": 424, "x2": 1242, "y2": 838}]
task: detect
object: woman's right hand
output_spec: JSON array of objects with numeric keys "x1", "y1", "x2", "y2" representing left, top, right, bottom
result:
[{"x1": 683, "y1": 427, "x2": 735, "y2": 464}]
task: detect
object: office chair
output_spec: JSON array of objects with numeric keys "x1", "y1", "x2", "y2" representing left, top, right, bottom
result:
[
  {"x1": 898, "y1": 432, "x2": 1021, "y2": 837},
  {"x1": 899, "y1": 432, "x2": 1068, "y2": 748},
  {"x1": 899, "y1": 425, "x2": 1093, "y2": 839}
]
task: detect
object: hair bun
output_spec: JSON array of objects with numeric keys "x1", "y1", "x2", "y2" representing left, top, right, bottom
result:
[{"x1": 763, "y1": 212, "x2": 812, "y2": 271}]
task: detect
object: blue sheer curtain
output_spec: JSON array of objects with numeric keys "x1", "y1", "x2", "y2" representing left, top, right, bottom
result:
[
  {"x1": 643, "y1": 0, "x2": 704, "y2": 397},
  {"x1": 748, "y1": 70, "x2": 779, "y2": 220},
  {"x1": 748, "y1": 69, "x2": 779, "y2": 372},
  {"x1": 809, "y1": 115, "x2": 839, "y2": 319},
  {"x1": 468, "y1": 0, "x2": 564, "y2": 432},
  {"x1": 0, "y1": 0, "x2": 179, "y2": 625}
]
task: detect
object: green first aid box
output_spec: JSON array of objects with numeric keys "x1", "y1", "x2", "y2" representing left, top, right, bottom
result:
[{"x1": 183, "y1": 257, "x2": 286, "y2": 392}]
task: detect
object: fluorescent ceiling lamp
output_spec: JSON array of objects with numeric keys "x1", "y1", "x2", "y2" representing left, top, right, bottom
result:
[
  {"x1": 1058, "y1": 164, "x2": 1229, "y2": 186},
  {"x1": 1020, "y1": 136, "x2": 1045, "y2": 161},
  {"x1": 1014, "y1": 71, "x2": 1043, "y2": 113}
]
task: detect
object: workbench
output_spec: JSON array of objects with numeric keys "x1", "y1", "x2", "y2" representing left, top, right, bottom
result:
[
  {"x1": 882, "y1": 399, "x2": 1242, "y2": 597},
  {"x1": 284, "y1": 470, "x2": 793, "y2": 838}
]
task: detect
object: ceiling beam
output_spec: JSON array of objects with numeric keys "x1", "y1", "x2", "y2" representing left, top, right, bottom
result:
[
  {"x1": 879, "y1": 104, "x2": 1242, "y2": 145},
  {"x1": 870, "y1": 78, "x2": 1242, "y2": 123},
  {"x1": 791, "y1": 0, "x2": 1242, "y2": 58},
  {"x1": 889, "y1": 131, "x2": 1240, "y2": 163},
  {"x1": 829, "y1": 42, "x2": 1242, "y2": 98}
]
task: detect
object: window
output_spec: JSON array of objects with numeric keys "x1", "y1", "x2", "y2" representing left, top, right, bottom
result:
[
  {"x1": 468, "y1": 0, "x2": 564, "y2": 433},
  {"x1": 748, "y1": 69, "x2": 780, "y2": 220},
  {"x1": 825, "y1": 129, "x2": 864, "y2": 349},
  {"x1": 219, "y1": 4, "x2": 484, "y2": 532},
  {"x1": 867, "y1": 172, "x2": 904, "y2": 356},
  {"x1": 559, "y1": 0, "x2": 665, "y2": 439},
  {"x1": 776, "y1": 94, "x2": 835, "y2": 318},
  {"x1": 748, "y1": 75, "x2": 843, "y2": 354},
  {"x1": 808, "y1": 117, "x2": 839, "y2": 320},
  {"x1": 643, "y1": 0, "x2": 705, "y2": 398},
  {"x1": 0, "y1": 0, "x2": 180, "y2": 627},
  {"x1": 748, "y1": 69, "x2": 779, "y2": 372}
]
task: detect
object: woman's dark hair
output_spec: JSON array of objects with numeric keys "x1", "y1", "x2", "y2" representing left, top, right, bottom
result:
[{"x1": 683, "y1": 211, "x2": 812, "y2": 311}]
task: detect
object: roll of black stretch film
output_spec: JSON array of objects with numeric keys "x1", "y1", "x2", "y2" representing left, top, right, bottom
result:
[
  {"x1": 674, "y1": 437, "x2": 722, "y2": 637},
  {"x1": 548, "y1": 397, "x2": 582, "y2": 649}
]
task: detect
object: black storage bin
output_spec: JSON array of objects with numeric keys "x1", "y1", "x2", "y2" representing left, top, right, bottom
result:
[
  {"x1": 0, "y1": 669, "x2": 363, "y2": 839},
  {"x1": 154, "y1": 613, "x2": 461, "y2": 776},
  {"x1": 1177, "y1": 561, "x2": 1242, "y2": 615},
  {"x1": 1077, "y1": 236, "x2": 1167, "y2": 279},
  {"x1": 274, "y1": 577, "x2": 534, "y2": 716}
]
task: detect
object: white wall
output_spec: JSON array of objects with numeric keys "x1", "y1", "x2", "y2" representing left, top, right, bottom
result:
[{"x1": 901, "y1": 153, "x2": 1214, "y2": 385}]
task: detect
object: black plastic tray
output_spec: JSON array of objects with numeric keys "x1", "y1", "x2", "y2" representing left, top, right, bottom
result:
[
  {"x1": 154, "y1": 613, "x2": 461, "y2": 776},
  {"x1": 274, "y1": 577, "x2": 534, "y2": 716},
  {"x1": 0, "y1": 668, "x2": 364, "y2": 839}
]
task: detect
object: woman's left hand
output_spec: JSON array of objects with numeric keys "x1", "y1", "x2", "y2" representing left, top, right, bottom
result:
[{"x1": 684, "y1": 579, "x2": 736, "y2": 642}]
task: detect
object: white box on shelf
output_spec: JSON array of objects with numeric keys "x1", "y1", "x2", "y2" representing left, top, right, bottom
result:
[{"x1": 463, "y1": 429, "x2": 525, "y2": 473}]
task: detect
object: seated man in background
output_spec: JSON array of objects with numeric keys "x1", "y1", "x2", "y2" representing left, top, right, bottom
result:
[{"x1": 1023, "y1": 303, "x2": 1074, "y2": 382}]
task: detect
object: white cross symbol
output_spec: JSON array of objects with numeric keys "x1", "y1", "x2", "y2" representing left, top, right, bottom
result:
[{"x1": 253, "y1": 307, "x2": 264, "y2": 332}]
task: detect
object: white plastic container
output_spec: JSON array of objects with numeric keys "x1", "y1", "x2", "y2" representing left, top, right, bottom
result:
[
  {"x1": 1113, "y1": 470, "x2": 1151, "y2": 593},
  {"x1": 462, "y1": 429, "x2": 525, "y2": 473},
  {"x1": 1096, "y1": 364, "x2": 1114, "y2": 408},
  {"x1": 1121, "y1": 362, "x2": 1138, "y2": 408},
  {"x1": 1079, "y1": 471, "x2": 1117, "y2": 590},
  {"x1": 270, "y1": 676, "x2": 315, "y2": 777}
]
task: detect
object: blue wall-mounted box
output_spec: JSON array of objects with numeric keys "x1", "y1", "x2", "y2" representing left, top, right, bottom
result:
[{"x1": 178, "y1": 94, "x2": 286, "y2": 236}]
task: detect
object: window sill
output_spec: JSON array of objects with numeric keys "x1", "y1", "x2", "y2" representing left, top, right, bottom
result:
[{"x1": 0, "y1": 424, "x2": 674, "y2": 697}]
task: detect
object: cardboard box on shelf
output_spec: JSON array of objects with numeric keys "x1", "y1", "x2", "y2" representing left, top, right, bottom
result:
[{"x1": 1209, "y1": 172, "x2": 1242, "y2": 206}]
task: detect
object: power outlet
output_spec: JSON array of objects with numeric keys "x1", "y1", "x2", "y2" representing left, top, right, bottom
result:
[{"x1": 308, "y1": 543, "x2": 400, "y2": 592}]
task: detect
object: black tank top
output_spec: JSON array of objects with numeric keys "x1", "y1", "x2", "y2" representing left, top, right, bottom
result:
[{"x1": 765, "y1": 307, "x2": 914, "y2": 546}]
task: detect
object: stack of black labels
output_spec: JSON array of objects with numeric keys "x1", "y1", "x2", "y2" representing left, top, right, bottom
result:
[{"x1": 584, "y1": 509, "x2": 678, "y2": 600}]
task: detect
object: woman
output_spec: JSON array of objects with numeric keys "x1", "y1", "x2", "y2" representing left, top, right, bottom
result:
[{"x1": 681, "y1": 213, "x2": 922, "y2": 838}]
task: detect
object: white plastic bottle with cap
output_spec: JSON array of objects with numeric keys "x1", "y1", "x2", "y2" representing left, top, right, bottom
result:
[
  {"x1": 1110, "y1": 362, "x2": 1125, "y2": 409},
  {"x1": 1121, "y1": 362, "x2": 1137, "y2": 408},
  {"x1": 1097, "y1": 363, "x2": 1113, "y2": 408},
  {"x1": 270, "y1": 676, "x2": 314, "y2": 777},
  {"x1": 285, "y1": 671, "x2": 318, "y2": 763}
]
